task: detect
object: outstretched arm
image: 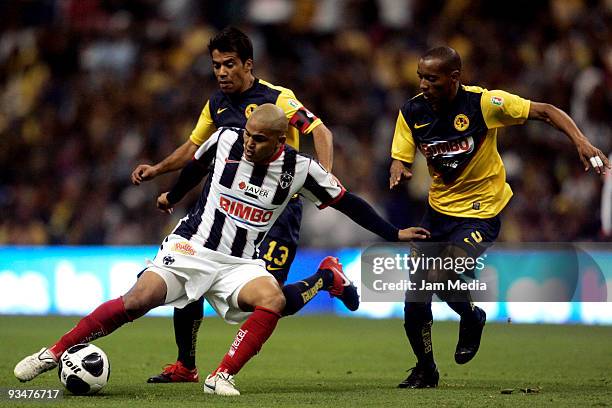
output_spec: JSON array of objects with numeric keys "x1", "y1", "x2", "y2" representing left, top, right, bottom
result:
[
  {"x1": 132, "y1": 139, "x2": 200, "y2": 185},
  {"x1": 330, "y1": 192, "x2": 430, "y2": 241},
  {"x1": 528, "y1": 102, "x2": 609, "y2": 174},
  {"x1": 156, "y1": 159, "x2": 210, "y2": 214}
]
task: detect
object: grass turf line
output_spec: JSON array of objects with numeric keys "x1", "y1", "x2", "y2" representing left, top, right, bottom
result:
[{"x1": 0, "y1": 315, "x2": 610, "y2": 407}]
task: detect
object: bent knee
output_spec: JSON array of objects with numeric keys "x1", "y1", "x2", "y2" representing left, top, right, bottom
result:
[
  {"x1": 257, "y1": 290, "x2": 286, "y2": 313},
  {"x1": 122, "y1": 293, "x2": 150, "y2": 317}
]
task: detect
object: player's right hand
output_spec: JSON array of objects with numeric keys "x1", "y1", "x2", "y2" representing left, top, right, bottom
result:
[
  {"x1": 156, "y1": 192, "x2": 174, "y2": 214},
  {"x1": 389, "y1": 159, "x2": 413, "y2": 189},
  {"x1": 398, "y1": 227, "x2": 430, "y2": 241},
  {"x1": 131, "y1": 164, "x2": 158, "y2": 185}
]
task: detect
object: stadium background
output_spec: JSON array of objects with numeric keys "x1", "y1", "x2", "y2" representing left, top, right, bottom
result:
[{"x1": 1, "y1": 0, "x2": 611, "y2": 324}]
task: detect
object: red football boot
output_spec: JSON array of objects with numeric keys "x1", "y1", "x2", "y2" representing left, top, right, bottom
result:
[
  {"x1": 319, "y1": 256, "x2": 360, "y2": 311},
  {"x1": 147, "y1": 361, "x2": 199, "y2": 383}
]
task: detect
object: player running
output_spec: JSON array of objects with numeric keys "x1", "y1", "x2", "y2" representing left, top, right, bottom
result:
[
  {"x1": 389, "y1": 46, "x2": 609, "y2": 388},
  {"x1": 15, "y1": 104, "x2": 429, "y2": 396},
  {"x1": 131, "y1": 26, "x2": 340, "y2": 384}
]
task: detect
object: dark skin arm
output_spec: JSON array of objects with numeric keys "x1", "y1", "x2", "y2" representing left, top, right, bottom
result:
[
  {"x1": 131, "y1": 139, "x2": 200, "y2": 185},
  {"x1": 528, "y1": 101, "x2": 609, "y2": 174},
  {"x1": 389, "y1": 160, "x2": 413, "y2": 189},
  {"x1": 133, "y1": 123, "x2": 332, "y2": 183}
]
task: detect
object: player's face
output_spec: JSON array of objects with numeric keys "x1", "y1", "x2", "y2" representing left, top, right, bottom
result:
[
  {"x1": 211, "y1": 50, "x2": 253, "y2": 94},
  {"x1": 417, "y1": 57, "x2": 459, "y2": 111},
  {"x1": 243, "y1": 120, "x2": 286, "y2": 164}
]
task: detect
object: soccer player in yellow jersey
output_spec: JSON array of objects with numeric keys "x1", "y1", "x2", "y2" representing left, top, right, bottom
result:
[
  {"x1": 389, "y1": 46, "x2": 609, "y2": 388},
  {"x1": 130, "y1": 27, "x2": 358, "y2": 384}
]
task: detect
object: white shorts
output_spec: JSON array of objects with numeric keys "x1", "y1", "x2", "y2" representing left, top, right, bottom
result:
[{"x1": 146, "y1": 234, "x2": 272, "y2": 324}]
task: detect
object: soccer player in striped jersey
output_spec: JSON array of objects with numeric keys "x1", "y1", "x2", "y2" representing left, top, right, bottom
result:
[
  {"x1": 131, "y1": 27, "x2": 339, "y2": 383},
  {"x1": 15, "y1": 104, "x2": 429, "y2": 396},
  {"x1": 389, "y1": 46, "x2": 608, "y2": 388}
]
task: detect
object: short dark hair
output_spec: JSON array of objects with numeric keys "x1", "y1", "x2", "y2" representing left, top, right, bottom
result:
[
  {"x1": 421, "y1": 46, "x2": 462, "y2": 73},
  {"x1": 208, "y1": 26, "x2": 253, "y2": 63}
]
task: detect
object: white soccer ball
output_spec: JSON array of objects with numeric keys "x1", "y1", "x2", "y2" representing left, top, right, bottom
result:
[{"x1": 58, "y1": 344, "x2": 110, "y2": 395}]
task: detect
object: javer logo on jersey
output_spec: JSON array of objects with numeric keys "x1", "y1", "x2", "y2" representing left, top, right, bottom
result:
[{"x1": 238, "y1": 181, "x2": 271, "y2": 199}]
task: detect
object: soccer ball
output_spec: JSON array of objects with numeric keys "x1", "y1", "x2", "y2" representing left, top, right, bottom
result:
[{"x1": 58, "y1": 344, "x2": 110, "y2": 395}]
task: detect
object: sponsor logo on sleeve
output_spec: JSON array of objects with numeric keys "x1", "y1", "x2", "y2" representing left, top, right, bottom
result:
[{"x1": 491, "y1": 96, "x2": 504, "y2": 106}]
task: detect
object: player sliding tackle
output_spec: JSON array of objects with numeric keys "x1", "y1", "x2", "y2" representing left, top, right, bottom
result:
[{"x1": 15, "y1": 104, "x2": 429, "y2": 396}]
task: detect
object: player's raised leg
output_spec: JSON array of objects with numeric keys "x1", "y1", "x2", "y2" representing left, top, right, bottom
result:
[
  {"x1": 204, "y1": 276, "x2": 285, "y2": 396},
  {"x1": 14, "y1": 271, "x2": 168, "y2": 382},
  {"x1": 281, "y1": 255, "x2": 359, "y2": 314}
]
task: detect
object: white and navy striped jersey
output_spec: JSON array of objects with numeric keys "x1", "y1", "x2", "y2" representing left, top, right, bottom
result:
[{"x1": 172, "y1": 127, "x2": 345, "y2": 259}]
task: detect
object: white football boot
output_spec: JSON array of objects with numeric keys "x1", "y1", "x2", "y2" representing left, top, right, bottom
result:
[
  {"x1": 14, "y1": 348, "x2": 58, "y2": 382},
  {"x1": 203, "y1": 372, "x2": 240, "y2": 396}
]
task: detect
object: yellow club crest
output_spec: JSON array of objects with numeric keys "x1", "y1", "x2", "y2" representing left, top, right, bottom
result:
[
  {"x1": 244, "y1": 103, "x2": 258, "y2": 118},
  {"x1": 454, "y1": 114, "x2": 469, "y2": 131}
]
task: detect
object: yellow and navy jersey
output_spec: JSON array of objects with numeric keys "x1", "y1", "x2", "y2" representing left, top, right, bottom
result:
[
  {"x1": 391, "y1": 85, "x2": 530, "y2": 219},
  {"x1": 189, "y1": 78, "x2": 322, "y2": 150}
]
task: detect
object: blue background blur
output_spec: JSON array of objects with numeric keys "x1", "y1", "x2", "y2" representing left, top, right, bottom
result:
[{"x1": 1, "y1": 246, "x2": 610, "y2": 324}]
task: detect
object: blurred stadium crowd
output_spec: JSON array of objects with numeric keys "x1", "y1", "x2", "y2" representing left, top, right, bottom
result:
[{"x1": 1, "y1": 0, "x2": 610, "y2": 246}]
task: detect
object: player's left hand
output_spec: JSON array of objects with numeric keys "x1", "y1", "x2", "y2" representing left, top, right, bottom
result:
[
  {"x1": 156, "y1": 192, "x2": 174, "y2": 214},
  {"x1": 576, "y1": 141, "x2": 610, "y2": 174},
  {"x1": 398, "y1": 227, "x2": 431, "y2": 241}
]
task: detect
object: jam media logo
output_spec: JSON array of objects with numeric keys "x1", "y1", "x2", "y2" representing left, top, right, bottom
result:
[
  {"x1": 279, "y1": 172, "x2": 293, "y2": 189},
  {"x1": 172, "y1": 242, "x2": 196, "y2": 256},
  {"x1": 163, "y1": 255, "x2": 175, "y2": 266},
  {"x1": 219, "y1": 194, "x2": 274, "y2": 226},
  {"x1": 420, "y1": 136, "x2": 474, "y2": 159},
  {"x1": 238, "y1": 180, "x2": 271, "y2": 199}
]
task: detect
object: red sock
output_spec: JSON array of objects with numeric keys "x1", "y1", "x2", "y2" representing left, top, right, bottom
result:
[
  {"x1": 213, "y1": 306, "x2": 281, "y2": 375},
  {"x1": 49, "y1": 297, "x2": 133, "y2": 358}
]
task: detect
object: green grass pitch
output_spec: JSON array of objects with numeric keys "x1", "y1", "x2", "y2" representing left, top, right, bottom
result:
[{"x1": 0, "y1": 315, "x2": 610, "y2": 407}]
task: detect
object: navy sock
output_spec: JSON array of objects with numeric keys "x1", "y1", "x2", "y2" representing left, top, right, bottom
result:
[
  {"x1": 446, "y1": 301, "x2": 479, "y2": 322},
  {"x1": 281, "y1": 269, "x2": 333, "y2": 316},
  {"x1": 173, "y1": 297, "x2": 204, "y2": 369},
  {"x1": 404, "y1": 302, "x2": 436, "y2": 369}
]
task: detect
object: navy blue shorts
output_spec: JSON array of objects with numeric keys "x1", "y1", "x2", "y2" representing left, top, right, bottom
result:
[
  {"x1": 420, "y1": 205, "x2": 501, "y2": 259},
  {"x1": 259, "y1": 197, "x2": 303, "y2": 284},
  {"x1": 408, "y1": 204, "x2": 502, "y2": 285}
]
